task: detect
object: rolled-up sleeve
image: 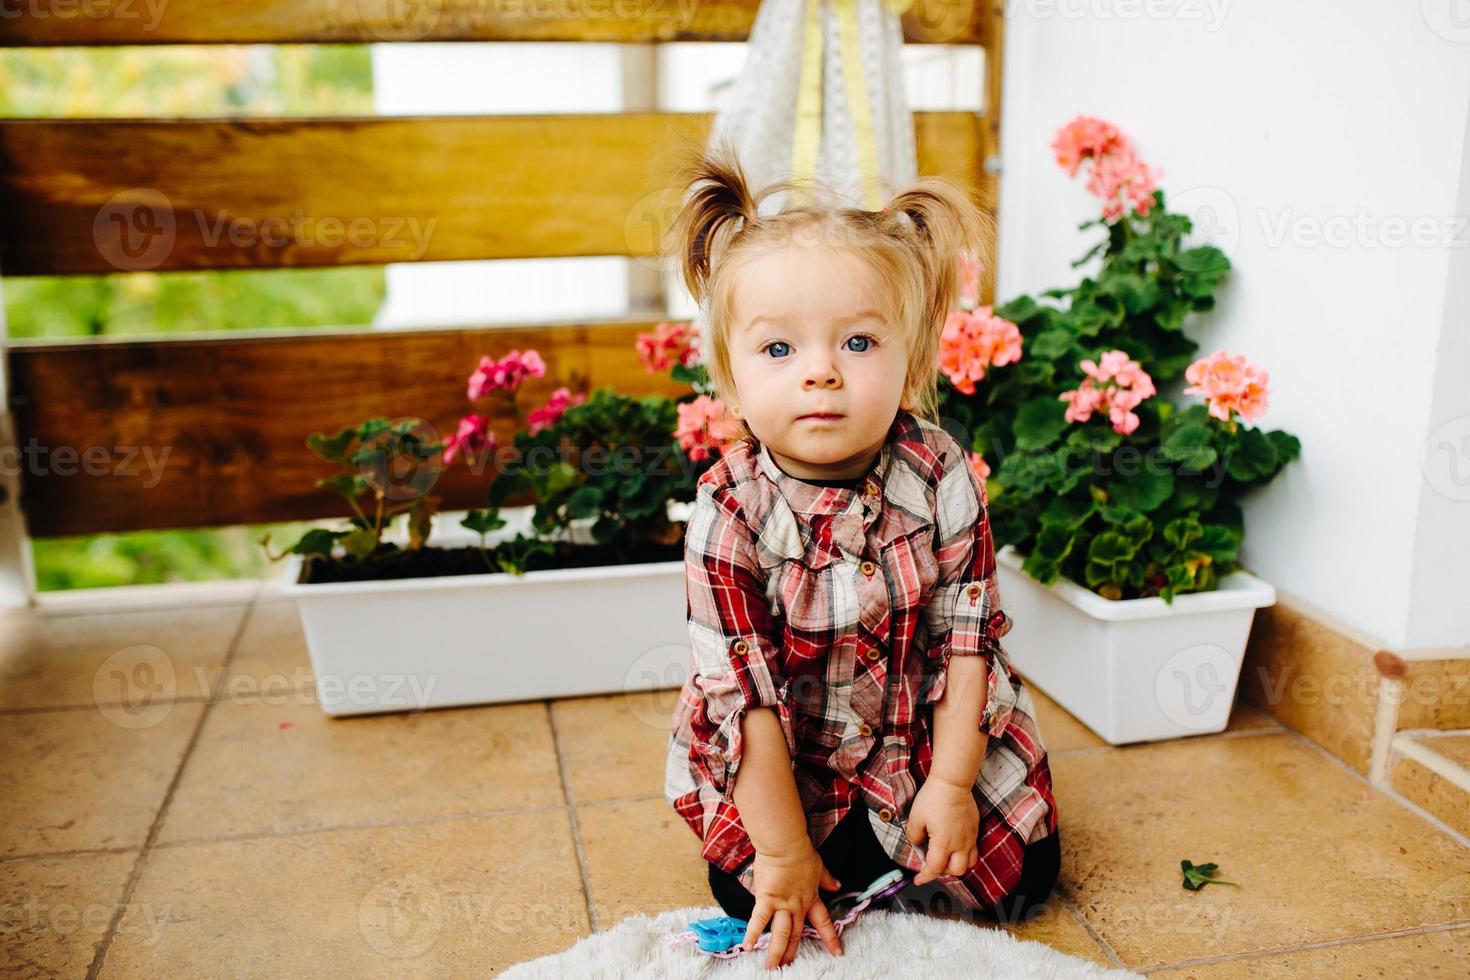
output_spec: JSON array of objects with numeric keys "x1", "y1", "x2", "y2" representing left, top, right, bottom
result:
[
  {"x1": 921, "y1": 440, "x2": 1020, "y2": 740},
  {"x1": 683, "y1": 481, "x2": 798, "y2": 808}
]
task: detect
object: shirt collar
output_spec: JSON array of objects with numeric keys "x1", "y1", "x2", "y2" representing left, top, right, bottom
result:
[{"x1": 753, "y1": 409, "x2": 915, "y2": 516}]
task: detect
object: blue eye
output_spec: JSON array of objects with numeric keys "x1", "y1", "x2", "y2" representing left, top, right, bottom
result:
[
  {"x1": 846, "y1": 335, "x2": 874, "y2": 353},
  {"x1": 763, "y1": 342, "x2": 791, "y2": 358}
]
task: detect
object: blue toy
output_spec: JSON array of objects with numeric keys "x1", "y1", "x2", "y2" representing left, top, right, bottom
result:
[{"x1": 663, "y1": 868, "x2": 914, "y2": 958}]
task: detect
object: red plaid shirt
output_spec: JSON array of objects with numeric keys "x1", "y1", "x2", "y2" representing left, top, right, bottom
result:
[{"x1": 665, "y1": 408, "x2": 1057, "y2": 910}]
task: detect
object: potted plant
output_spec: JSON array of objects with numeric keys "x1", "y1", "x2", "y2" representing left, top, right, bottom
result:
[
  {"x1": 261, "y1": 330, "x2": 740, "y2": 716},
  {"x1": 935, "y1": 117, "x2": 1301, "y2": 744}
]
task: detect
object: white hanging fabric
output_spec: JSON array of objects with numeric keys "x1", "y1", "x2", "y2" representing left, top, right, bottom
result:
[{"x1": 708, "y1": 0, "x2": 919, "y2": 213}]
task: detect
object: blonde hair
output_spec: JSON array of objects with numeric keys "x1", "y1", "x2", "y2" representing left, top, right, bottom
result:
[{"x1": 662, "y1": 138, "x2": 994, "y2": 446}]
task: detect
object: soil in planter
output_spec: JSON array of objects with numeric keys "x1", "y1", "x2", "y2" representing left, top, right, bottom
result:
[{"x1": 299, "y1": 538, "x2": 686, "y2": 585}]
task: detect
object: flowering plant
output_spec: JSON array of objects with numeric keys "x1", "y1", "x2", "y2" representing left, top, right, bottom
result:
[
  {"x1": 936, "y1": 116, "x2": 1300, "y2": 602},
  {"x1": 270, "y1": 334, "x2": 731, "y2": 581},
  {"x1": 450, "y1": 325, "x2": 739, "y2": 573}
]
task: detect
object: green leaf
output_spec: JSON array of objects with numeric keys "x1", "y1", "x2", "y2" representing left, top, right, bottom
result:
[
  {"x1": 356, "y1": 417, "x2": 391, "y2": 440},
  {"x1": 995, "y1": 294, "x2": 1042, "y2": 325},
  {"x1": 1014, "y1": 359, "x2": 1057, "y2": 387},
  {"x1": 340, "y1": 528, "x2": 381, "y2": 560},
  {"x1": 616, "y1": 470, "x2": 648, "y2": 500},
  {"x1": 1097, "y1": 504, "x2": 1152, "y2": 541},
  {"x1": 1083, "y1": 559, "x2": 1117, "y2": 588},
  {"x1": 670, "y1": 363, "x2": 705, "y2": 386},
  {"x1": 306, "y1": 426, "x2": 356, "y2": 464},
  {"x1": 1225, "y1": 427, "x2": 1280, "y2": 482},
  {"x1": 1181, "y1": 858, "x2": 1239, "y2": 891},
  {"x1": 1029, "y1": 327, "x2": 1075, "y2": 360},
  {"x1": 1088, "y1": 531, "x2": 1138, "y2": 563},
  {"x1": 1162, "y1": 517, "x2": 1203, "y2": 551},
  {"x1": 1267, "y1": 429, "x2": 1302, "y2": 464},
  {"x1": 1034, "y1": 523, "x2": 1076, "y2": 562},
  {"x1": 486, "y1": 469, "x2": 531, "y2": 508},
  {"x1": 1106, "y1": 467, "x2": 1175, "y2": 513},
  {"x1": 566, "y1": 485, "x2": 603, "y2": 519},
  {"x1": 1021, "y1": 549, "x2": 1062, "y2": 585},
  {"x1": 291, "y1": 528, "x2": 348, "y2": 557},
  {"x1": 1065, "y1": 427, "x2": 1123, "y2": 454},
  {"x1": 1161, "y1": 423, "x2": 1218, "y2": 472},
  {"x1": 1172, "y1": 476, "x2": 1219, "y2": 513},
  {"x1": 544, "y1": 461, "x2": 580, "y2": 497},
  {"x1": 591, "y1": 516, "x2": 620, "y2": 542},
  {"x1": 1196, "y1": 524, "x2": 1240, "y2": 563},
  {"x1": 1039, "y1": 496, "x2": 1096, "y2": 531},
  {"x1": 1014, "y1": 396, "x2": 1070, "y2": 451},
  {"x1": 1071, "y1": 298, "x2": 1121, "y2": 336},
  {"x1": 461, "y1": 508, "x2": 506, "y2": 535},
  {"x1": 1174, "y1": 246, "x2": 1231, "y2": 275}
]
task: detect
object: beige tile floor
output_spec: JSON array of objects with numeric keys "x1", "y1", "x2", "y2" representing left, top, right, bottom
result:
[{"x1": 4, "y1": 587, "x2": 1470, "y2": 977}]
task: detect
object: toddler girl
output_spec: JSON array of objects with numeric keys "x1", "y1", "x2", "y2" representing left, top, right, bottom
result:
[{"x1": 662, "y1": 145, "x2": 1059, "y2": 971}]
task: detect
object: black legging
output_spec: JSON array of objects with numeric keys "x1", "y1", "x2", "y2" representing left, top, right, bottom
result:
[{"x1": 707, "y1": 800, "x2": 1060, "y2": 927}]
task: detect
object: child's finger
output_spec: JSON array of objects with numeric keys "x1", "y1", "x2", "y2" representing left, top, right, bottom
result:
[
  {"x1": 807, "y1": 900, "x2": 843, "y2": 956},
  {"x1": 766, "y1": 909, "x2": 792, "y2": 969},
  {"x1": 944, "y1": 849, "x2": 970, "y2": 877},
  {"x1": 743, "y1": 903, "x2": 770, "y2": 952},
  {"x1": 913, "y1": 843, "x2": 950, "y2": 885}
]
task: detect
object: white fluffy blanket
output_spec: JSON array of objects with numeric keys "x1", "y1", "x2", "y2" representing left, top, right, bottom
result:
[{"x1": 502, "y1": 904, "x2": 1144, "y2": 978}]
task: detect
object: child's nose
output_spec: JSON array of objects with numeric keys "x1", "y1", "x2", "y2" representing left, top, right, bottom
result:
[{"x1": 803, "y1": 358, "x2": 841, "y2": 389}]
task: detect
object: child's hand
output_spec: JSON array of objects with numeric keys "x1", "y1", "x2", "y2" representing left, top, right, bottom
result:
[
  {"x1": 905, "y1": 778, "x2": 980, "y2": 885},
  {"x1": 744, "y1": 843, "x2": 845, "y2": 969}
]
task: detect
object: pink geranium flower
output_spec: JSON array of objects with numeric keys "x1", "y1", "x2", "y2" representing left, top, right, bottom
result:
[
  {"x1": 1087, "y1": 144, "x2": 1161, "y2": 220},
  {"x1": 1183, "y1": 348, "x2": 1270, "y2": 423},
  {"x1": 442, "y1": 413, "x2": 497, "y2": 465},
  {"x1": 636, "y1": 320, "x2": 702, "y2": 373},
  {"x1": 1059, "y1": 349, "x2": 1156, "y2": 436},
  {"x1": 1051, "y1": 115, "x2": 1125, "y2": 176},
  {"x1": 674, "y1": 395, "x2": 743, "y2": 463},
  {"x1": 939, "y1": 307, "x2": 1023, "y2": 395},
  {"x1": 1051, "y1": 115, "x2": 1161, "y2": 220},
  {"x1": 526, "y1": 386, "x2": 587, "y2": 436},
  {"x1": 467, "y1": 349, "x2": 546, "y2": 400}
]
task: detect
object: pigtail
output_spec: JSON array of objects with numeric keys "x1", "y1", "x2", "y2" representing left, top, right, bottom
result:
[
  {"x1": 863, "y1": 178, "x2": 994, "y2": 425},
  {"x1": 882, "y1": 178, "x2": 994, "y2": 338},
  {"x1": 664, "y1": 138, "x2": 759, "y2": 307}
]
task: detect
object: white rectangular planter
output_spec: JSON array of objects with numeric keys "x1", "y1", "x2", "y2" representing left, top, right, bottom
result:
[
  {"x1": 994, "y1": 545, "x2": 1277, "y2": 745},
  {"x1": 278, "y1": 507, "x2": 689, "y2": 716}
]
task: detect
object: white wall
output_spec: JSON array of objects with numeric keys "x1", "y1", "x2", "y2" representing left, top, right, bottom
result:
[
  {"x1": 995, "y1": 2, "x2": 1470, "y2": 650},
  {"x1": 1408, "y1": 100, "x2": 1470, "y2": 649}
]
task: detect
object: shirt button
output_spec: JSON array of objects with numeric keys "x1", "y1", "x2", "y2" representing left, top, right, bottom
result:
[
  {"x1": 733, "y1": 639, "x2": 749, "y2": 654},
  {"x1": 865, "y1": 481, "x2": 879, "y2": 497},
  {"x1": 858, "y1": 722, "x2": 873, "y2": 737},
  {"x1": 878, "y1": 807, "x2": 894, "y2": 823},
  {"x1": 967, "y1": 583, "x2": 982, "y2": 600},
  {"x1": 864, "y1": 647, "x2": 881, "y2": 662},
  {"x1": 860, "y1": 560, "x2": 876, "y2": 577}
]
